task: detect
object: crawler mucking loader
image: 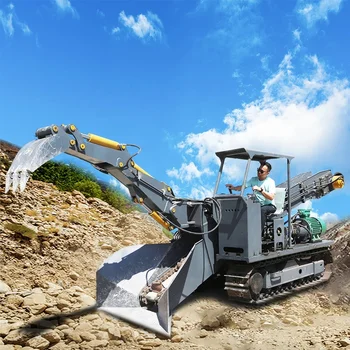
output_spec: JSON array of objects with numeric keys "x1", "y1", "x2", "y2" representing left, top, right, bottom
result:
[{"x1": 5, "y1": 124, "x2": 345, "y2": 337}]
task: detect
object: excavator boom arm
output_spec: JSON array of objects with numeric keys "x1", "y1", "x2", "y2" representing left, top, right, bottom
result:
[{"x1": 5, "y1": 124, "x2": 209, "y2": 232}]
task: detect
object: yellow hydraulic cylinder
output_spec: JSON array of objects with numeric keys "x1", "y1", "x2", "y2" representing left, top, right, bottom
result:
[
  {"x1": 87, "y1": 134, "x2": 152, "y2": 177},
  {"x1": 133, "y1": 164, "x2": 152, "y2": 177},
  {"x1": 150, "y1": 211, "x2": 170, "y2": 230},
  {"x1": 88, "y1": 133, "x2": 122, "y2": 150}
]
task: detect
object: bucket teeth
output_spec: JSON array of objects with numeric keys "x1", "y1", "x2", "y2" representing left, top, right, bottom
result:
[
  {"x1": 5, "y1": 169, "x2": 30, "y2": 193},
  {"x1": 5, "y1": 135, "x2": 68, "y2": 193}
]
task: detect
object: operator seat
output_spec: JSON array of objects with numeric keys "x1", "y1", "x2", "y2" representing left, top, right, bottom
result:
[
  {"x1": 264, "y1": 187, "x2": 287, "y2": 249},
  {"x1": 265, "y1": 187, "x2": 286, "y2": 229},
  {"x1": 268, "y1": 187, "x2": 286, "y2": 218}
]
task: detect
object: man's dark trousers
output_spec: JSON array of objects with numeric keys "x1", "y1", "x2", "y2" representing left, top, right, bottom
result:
[{"x1": 261, "y1": 204, "x2": 277, "y2": 233}]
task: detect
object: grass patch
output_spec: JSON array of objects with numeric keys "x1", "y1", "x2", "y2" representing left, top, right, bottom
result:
[
  {"x1": 25, "y1": 209, "x2": 38, "y2": 217},
  {"x1": 0, "y1": 157, "x2": 11, "y2": 170},
  {"x1": 31, "y1": 160, "x2": 141, "y2": 214},
  {"x1": 48, "y1": 227, "x2": 60, "y2": 234},
  {"x1": 44, "y1": 215, "x2": 56, "y2": 222},
  {"x1": 44, "y1": 197, "x2": 55, "y2": 205},
  {"x1": 68, "y1": 215, "x2": 85, "y2": 225}
]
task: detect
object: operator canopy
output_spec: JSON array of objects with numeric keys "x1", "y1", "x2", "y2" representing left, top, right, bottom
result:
[{"x1": 215, "y1": 147, "x2": 294, "y2": 161}]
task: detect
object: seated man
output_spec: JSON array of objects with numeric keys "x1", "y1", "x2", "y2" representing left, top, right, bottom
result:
[{"x1": 226, "y1": 161, "x2": 277, "y2": 234}]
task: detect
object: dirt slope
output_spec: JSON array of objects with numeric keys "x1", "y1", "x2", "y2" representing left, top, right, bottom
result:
[{"x1": 0, "y1": 146, "x2": 350, "y2": 350}]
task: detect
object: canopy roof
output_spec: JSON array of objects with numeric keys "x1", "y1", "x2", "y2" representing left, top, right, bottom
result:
[{"x1": 215, "y1": 147, "x2": 294, "y2": 161}]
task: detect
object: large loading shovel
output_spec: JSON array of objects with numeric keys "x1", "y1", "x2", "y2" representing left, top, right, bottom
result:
[{"x1": 96, "y1": 234, "x2": 215, "y2": 337}]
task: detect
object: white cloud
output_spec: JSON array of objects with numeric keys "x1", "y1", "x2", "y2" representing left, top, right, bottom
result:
[
  {"x1": 109, "y1": 178, "x2": 130, "y2": 198},
  {"x1": 168, "y1": 180, "x2": 213, "y2": 200},
  {"x1": 166, "y1": 162, "x2": 214, "y2": 182},
  {"x1": 110, "y1": 178, "x2": 118, "y2": 187},
  {"x1": 260, "y1": 55, "x2": 270, "y2": 72},
  {"x1": 319, "y1": 212, "x2": 339, "y2": 223},
  {"x1": 190, "y1": 54, "x2": 349, "y2": 165},
  {"x1": 297, "y1": 0, "x2": 343, "y2": 28},
  {"x1": 293, "y1": 28, "x2": 302, "y2": 41},
  {"x1": 295, "y1": 200, "x2": 319, "y2": 217},
  {"x1": 111, "y1": 27, "x2": 120, "y2": 35},
  {"x1": 197, "y1": 0, "x2": 260, "y2": 14},
  {"x1": 53, "y1": 0, "x2": 79, "y2": 18},
  {"x1": 118, "y1": 10, "x2": 163, "y2": 41},
  {"x1": 20, "y1": 23, "x2": 31, "y2": 35},
  {"x1": 0, "y1": 9, "x2": 13, "y2": 36},
  {"x1": 232, "y1": 70, "x2": 241, "y2": 79},
  {"x1": 195, "y1": 0, "x2": 263, "y2": 64},
  {"x1": 296, "y1": 200, "x2": 312, "y2": 210},
  {"x1": 296, "y1": 200, "x2": 339, "y2": 224},
  {"x1": 292, "y1": 29, "x2": 302, "y2": 52},
  {"x1": 97, "y1": 9, "x2": 105, "y2": 18},
  {"x1": 231, "y1": 69, "x2": 252, "y2": 97},
  {"x1": 167, "y1": 46, "x2": 350, "y2": 198},
  {"x1": 189, "y1": 185, "x2": 214, "y2": 200},
  {"x1": 168, "y1": 181, "x2": 181, "y2": 197},
  {"x1": 0, "y1": 3, "x2": 31, "y2": 37},
  {"x1": 35, "y1": 34, "x2": 40, "y2": 48}
]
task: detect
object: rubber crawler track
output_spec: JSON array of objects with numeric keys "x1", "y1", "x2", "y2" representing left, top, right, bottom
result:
[{"x1": 224, "y1": 248, "x2": 332, "y2": 304}]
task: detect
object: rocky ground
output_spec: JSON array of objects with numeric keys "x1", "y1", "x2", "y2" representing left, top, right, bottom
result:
[{"x1": 0, "y1": 146, "x2": 350, "y2": 350}]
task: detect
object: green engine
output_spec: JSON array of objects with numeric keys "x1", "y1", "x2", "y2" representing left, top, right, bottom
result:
[{"x1": 291, "y1": 209, "x2": 327, "y2": 243}]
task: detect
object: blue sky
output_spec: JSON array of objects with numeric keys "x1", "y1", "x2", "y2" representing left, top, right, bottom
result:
[{"x1": 1, "y1": 0, "x2": 350, "y2": 223}]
